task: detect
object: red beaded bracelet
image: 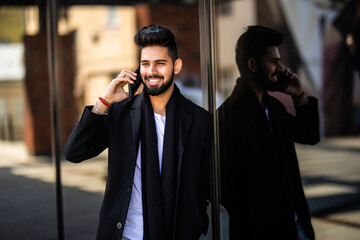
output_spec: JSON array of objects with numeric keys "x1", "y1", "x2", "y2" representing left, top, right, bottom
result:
[{"x1": 98, "y1": 97, "x2": 111, "y2": 108}]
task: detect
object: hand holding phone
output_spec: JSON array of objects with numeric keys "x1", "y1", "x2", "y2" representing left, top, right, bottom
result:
[
  {"x1": 100, "y1": 69, "x2": 138, "y2": 106},
  {"x1": 277, "y1": 69, "x2": 308, "y2": 104}
]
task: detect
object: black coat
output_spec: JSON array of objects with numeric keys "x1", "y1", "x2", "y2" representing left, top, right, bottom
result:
[
  {"x1": 64, "y1": 87, "x2": 212, "y2": 240},
  {"x1": 218, "y1": 84, "x2": 320, "y2": 239}
]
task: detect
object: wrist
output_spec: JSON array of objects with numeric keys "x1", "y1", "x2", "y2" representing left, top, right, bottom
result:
[
  {"x1": 100, "y1": 93, "x2": 113, "y2": 104},
  {"x1": 98, "y1": 96, "x2": 112, "y2": 108},
  {"x1": 92, "y1": 100, "x2": 108, "y2": 115},
  {"x1": 292, "y1": 91, "x2": 308, "y2": 105}
]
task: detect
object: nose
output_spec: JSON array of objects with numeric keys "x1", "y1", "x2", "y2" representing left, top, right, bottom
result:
[
  {"x1": 148, "y1": 64, "x2": 158, "y2": 75},
  {"x1": 276, "y1": 62, "x2": 284, "y2": 72}
]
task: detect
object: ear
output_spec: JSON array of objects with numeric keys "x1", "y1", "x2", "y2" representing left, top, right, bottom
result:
[
  {"x1": 174, "y1": 58, "x2": 183, "y2": 74},
  {"x1": 247, "y1": 57, "x2": 257, "y2": 73}
]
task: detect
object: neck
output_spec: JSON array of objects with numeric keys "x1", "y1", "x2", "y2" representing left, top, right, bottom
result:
[{"x1": 149, "y1": 83, "x2": 174, "y2": 116}]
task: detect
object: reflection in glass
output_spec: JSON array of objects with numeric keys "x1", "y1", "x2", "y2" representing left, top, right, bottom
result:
[
  {"x1": 218, "y1": 25, "x2": 320, "y2": 239},
  {"x1": 214, "y1": 0, "x2": 360, "y2": 239}
]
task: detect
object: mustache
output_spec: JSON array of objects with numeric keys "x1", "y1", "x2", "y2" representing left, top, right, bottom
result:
[{"x1": 144, "y1": 75, "x2": 164, "y2": 80}]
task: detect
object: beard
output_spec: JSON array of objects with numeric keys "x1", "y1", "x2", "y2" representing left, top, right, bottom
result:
[
  {"x1": 254, "y1": 70, "x2": 280, "y2": 92},
  {"x1": 143, "y1": 72, "x2": 174, "y2": 96}
]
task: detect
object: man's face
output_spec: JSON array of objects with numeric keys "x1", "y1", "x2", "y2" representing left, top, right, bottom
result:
[
  {"x1": 140, "y1": 45, "x2": 175, "y2": 96},
  {"x1": 254, "y1": 46, "x2": 284, "y2": 91}
]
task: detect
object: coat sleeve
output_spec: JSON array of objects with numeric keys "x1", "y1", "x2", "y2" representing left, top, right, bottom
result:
[
  {"x1": 63, "y1": 106, "x2": 109, "y2": 163},
  {"x1": 291, "y1": 96, "x2": 320, "y2": 145}
]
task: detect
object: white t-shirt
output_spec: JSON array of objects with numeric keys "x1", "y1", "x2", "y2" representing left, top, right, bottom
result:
[
  {"x1": 123, "y1": 113, "x2": 166, "y2": 240},
  {"x1": 265, "y1": 108, "x2": 270, "y2": 120},
  {"x1": 154, "y1": 113, "x2": 166, "y2": 174}
]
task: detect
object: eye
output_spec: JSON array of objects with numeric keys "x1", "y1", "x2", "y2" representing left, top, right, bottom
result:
[{"x1": 270, "y1": 58, "x2": 281, "y2": 65}]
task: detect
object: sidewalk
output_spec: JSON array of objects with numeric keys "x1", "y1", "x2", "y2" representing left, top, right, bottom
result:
[
  {"x1": 0, "y1": 137, "x2": 359, "y2": 239},
  {"x1": 0, "y1": 141, "x2": 107, "y2": 240},
  {"x1": 296, "y1": 137, "x2": 360, "y2": 240}
]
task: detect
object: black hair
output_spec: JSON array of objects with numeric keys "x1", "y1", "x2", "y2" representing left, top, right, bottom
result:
[
  {"x1": 134, "y1": 25, "x2": 178, "y2": 61},
  {"x1": 235, "y1": 25, "x2": 284, "y2": 74}
]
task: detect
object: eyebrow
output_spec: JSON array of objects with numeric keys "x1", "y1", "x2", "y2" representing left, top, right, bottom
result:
[
  {"x1": 270, "y1": 57, "x2": 281, "y2": 61},
  {"x1": 141, "y1": 59, "x2": 168, "y2": 63}
]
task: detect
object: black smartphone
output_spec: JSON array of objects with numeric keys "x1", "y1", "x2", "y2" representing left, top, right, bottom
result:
[
  {"x1": 128, "y1": 65, "x2": 142, "y2": 97},
  {"x1": 276, "y1": 72, "x2": 292, "y2": 92}
]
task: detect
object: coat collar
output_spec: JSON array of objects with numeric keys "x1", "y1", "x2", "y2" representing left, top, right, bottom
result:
[{"x1": 229, "y1": 84, "x2": 272, "y2": 138}]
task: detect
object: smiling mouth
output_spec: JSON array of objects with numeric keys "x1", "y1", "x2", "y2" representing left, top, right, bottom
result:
[
  {"x1": 272, "y1": 72, "x2": 281, "y2": 82},
  {"x1": 147, "y1": 78, "x2": 162, "y2": 85},
  {"x1": 145, "y1": 76, "x2": 164, "y2": 85}
]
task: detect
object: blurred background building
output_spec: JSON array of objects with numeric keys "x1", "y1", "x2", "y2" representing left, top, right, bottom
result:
[
  {"x1": 0, "y1": 7, "x2": 25, "y2": 141},
  {"x1": 1, "y1": 0, "x2": 359, "y2": 154}
]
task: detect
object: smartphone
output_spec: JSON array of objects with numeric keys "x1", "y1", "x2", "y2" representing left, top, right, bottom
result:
[
  {"x1": 128, "y1": 65, "x2": 142, "y2": 97},
  {"x1": 276, "y1": 72, "x2": 292, "y2": 92}
]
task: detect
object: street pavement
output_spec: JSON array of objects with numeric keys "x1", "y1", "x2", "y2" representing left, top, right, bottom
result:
[
  {"x1": 0, "y1": 137, "x2": 359, "y2": 239},
  {"x1": 297, "y1": 137, "x2": 360, "y2": 240}
]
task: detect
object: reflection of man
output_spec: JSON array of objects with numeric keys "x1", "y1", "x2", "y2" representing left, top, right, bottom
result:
[
  {"x1": 64, "y1": 25, "x2": 212, "y2": 240},
  {"x1": 218, "y1": 26, "x2": 320, "y2": 239}
]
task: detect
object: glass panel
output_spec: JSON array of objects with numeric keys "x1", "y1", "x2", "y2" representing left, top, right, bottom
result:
[
  {"x1": 214, "y1": 0, "x2": 360, "y2": 239},
  {"x1": 58, "y1": 3, "x2": 208, "y2": 239},
  {"x1": 198, "y1": 1, "x2": 221, "y2": 239},
  {"x1": 57, "y1": 6, "x2": 138, "y2": 238},
  {"x1": 1, "y1": 2, "x2": 209, "y2": 239},
  {"x1": 0, "y1": 5, "x2": 58, "y2": 239}
]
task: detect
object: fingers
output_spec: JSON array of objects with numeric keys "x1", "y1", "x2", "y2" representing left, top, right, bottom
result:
[
  {"x1": 282, "y1": 67, "x2": 294, "y2": 79},
  {"x1": 280, "y1": 67, "x2": 302, "y2": 94},
  {"x1": 110, "y1": 69, "x2": 139, "y2": 89},
  {"x1": 116, "y1": 69, "x2": 138, "y2": 82},
  {"x1": 102, "y1": 69, "x2": 138, "y2": 103}
]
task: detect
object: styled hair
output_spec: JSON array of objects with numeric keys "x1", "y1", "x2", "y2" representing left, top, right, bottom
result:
[
  {"x1": 235, "y1": 25, "x2": 284, "y2": 74},
  {"x1": 134, "y1": 25, "x2": 178, "y2": 61}
]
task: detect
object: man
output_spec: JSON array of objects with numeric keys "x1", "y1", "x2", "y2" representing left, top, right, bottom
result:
[
  {"x1": 64, "y1": 25, "x2": 212, "y2": 240},
  {"x1": 218, "y1": 25, "x2": 320, "y2": 239}
]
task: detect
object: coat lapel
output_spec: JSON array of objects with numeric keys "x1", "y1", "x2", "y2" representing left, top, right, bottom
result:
[
  {"x1": 177, "y1": 95, "x2": 193, "y2": 180},
  {"x1": 173, "y1": 95, "x2": 193, "y2": 235},
  {"x1": 130, "y1": 94, "x2": 144, "y2": 154}
]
